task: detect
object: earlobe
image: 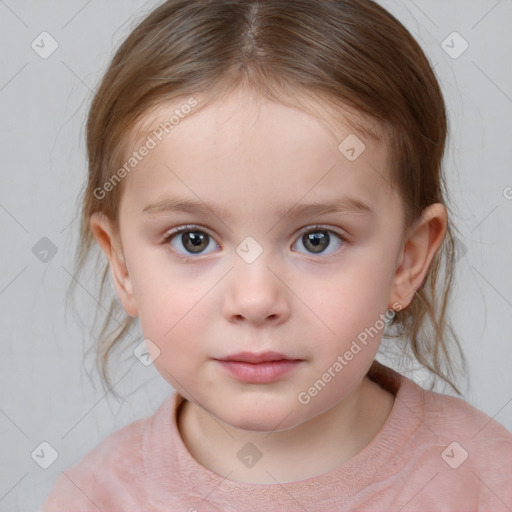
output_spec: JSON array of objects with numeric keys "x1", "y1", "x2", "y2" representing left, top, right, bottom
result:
[
  {"x1": 89, "y1": 213, "x2": 138, "y2": 317},
  {"x1": 389, "y1": 203, "x2": 447, "y2": 309}
]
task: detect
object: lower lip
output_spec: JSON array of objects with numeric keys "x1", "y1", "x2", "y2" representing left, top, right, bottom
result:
[{"x1": 215, "y1": 360, "x2": 302, "y2": 383}]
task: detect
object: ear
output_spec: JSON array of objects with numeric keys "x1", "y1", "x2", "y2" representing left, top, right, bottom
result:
[
  {"x1": 89, "y1": 212, "x2": 138, "y2": 317},
  {"x1": 389, "y1": 203, "x2": 447, "y2": 310}
]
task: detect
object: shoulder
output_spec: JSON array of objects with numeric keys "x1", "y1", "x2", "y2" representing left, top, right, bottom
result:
[
  {"x1": 399, "y1": 375, "x2": 512, "y2": 510},
  {"x1": 421, "y1": 385, "x2": 512, "y2": 452},
  {"x1": 40, "y1": 410, "x2": 154, "y2": 511}
]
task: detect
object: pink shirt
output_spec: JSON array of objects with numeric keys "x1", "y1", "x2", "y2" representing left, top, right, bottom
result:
[{"x1": 41, "y1": 364, "x2": 512, "y2": 511}]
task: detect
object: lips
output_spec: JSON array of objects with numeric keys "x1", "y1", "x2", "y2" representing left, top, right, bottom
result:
[
  {"x1": 214, "y1": 352, "x2": 304, "y2": 383},
  {"x1": 216, "y1": 351, "x2": 299, "y2": 363}
]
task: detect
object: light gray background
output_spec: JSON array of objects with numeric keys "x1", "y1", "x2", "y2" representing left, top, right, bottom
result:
[{"x1": 0, "y1": 1, "x2": 511, "y2": 510}]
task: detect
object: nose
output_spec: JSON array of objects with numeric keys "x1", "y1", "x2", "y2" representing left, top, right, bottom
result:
[{"x1": 222, "y1": 252, "x2": 290, "y2": 326}]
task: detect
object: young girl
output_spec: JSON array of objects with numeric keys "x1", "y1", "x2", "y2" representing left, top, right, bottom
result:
[{"x1": 41, "y1": 0, "x2": 511, "y2": 510}]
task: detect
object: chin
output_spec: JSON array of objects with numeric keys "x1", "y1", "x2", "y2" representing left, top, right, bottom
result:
[
  {"x1": 218, "y1": 406, "x2": 302, "y2": 433},
  {"x1": 226, "y1": 417, "x2": 286, "y2": 433}
]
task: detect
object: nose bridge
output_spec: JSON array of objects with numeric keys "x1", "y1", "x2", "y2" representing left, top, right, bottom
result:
[
  {"x1": 223, "y1": 238, "x2": 289, "y2": 323},
  {"x1": 233, "y1": 240, "x2": 278, "y2": 297}
]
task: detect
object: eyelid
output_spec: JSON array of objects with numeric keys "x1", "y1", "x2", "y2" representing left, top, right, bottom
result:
[
  {"x1": 163, "y1": 224, "x2": 214, "y2": 240},
  {"x1": 163, "y1": 224, "x2": 348, "y2": 241},
  {"x1": 296, "y1": 224, "x2": 348, "y2": 240}
]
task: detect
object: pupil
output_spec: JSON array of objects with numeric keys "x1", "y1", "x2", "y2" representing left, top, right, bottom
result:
[
  {"x1": 183, "y1": 231, "x2": 207, "y2": 253},
  {"x1": 305, "y1": 231, "x2": 329, "y2": 253}
]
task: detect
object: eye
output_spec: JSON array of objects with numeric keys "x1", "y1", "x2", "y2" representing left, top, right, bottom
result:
[
  {"x1": 292, "y1": 225, "x2": 345, "y2": 256},
  {"x1": 163, "y1": 224, "x2": 346, "y2": 259},
  {"x1": 163, "y1": 225, "x2": 219, "y2": 257}
]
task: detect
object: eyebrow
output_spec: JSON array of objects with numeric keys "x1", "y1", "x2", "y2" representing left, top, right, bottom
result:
[{"x1": 142, "y1": 196, "x2": 374, "y2": 219}]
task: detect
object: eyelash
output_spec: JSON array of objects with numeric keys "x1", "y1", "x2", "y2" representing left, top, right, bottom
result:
[{"x1": 162, "y1": 224, "x2": 348, "y2": 261}]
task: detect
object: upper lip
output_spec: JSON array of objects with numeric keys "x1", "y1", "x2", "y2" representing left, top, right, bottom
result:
[{"x1": 216, "y1": 351, "x2": 299, "y2": 363}]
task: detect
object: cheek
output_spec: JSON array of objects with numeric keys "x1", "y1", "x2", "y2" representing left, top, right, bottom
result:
[
  {"x1": 138, "y1": 291, "x2": 207, "y2": 386},
  {"x1": 299, "y1": 253, "x2": 396, "y2": 367},
  {"x1": 310, "y1": 265, "x2": 393, "y2": 330},
  {"x1": 129, "y1": 264, "x2": 218, "y2": 370},
  {"x1": 136, "y1": 284, "x2": 204, "y2": 345},
  {"x1": 126, "y1": 245, "x2": 207, "y2": 327}
]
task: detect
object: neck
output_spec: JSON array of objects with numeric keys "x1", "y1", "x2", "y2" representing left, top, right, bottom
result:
[{"x1": 177, "y1": 376, "x2": 395, "y2": 484}]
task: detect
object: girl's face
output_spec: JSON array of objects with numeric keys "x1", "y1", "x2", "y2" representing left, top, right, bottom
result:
[{"x1": 97, "y1": 90, "x2": 419, "y2": 431}]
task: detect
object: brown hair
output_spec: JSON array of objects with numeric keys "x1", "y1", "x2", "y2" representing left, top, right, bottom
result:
[{"x1": 68, "y1": 0, "x2": 465, "y2": 397}]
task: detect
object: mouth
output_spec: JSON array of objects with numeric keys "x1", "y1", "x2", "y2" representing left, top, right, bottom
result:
[
  {"x1": 213, "y1": 352, "x2": 304, "y2": 383},
  {"x1": 216, "y1": 351, "x2": 300, "y2": 364}
]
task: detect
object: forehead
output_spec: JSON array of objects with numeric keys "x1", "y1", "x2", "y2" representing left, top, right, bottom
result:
[
  {"x1": 120, "y1": 90, "x2": 398, "y2": 221},
  {"x1": 131, "y1": 87, "x2": 386, "y2": 154}
]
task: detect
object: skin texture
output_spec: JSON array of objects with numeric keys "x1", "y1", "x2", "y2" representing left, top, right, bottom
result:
[{"x1": 90, "y1": 88, "x2": 447, "y2": 483}]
